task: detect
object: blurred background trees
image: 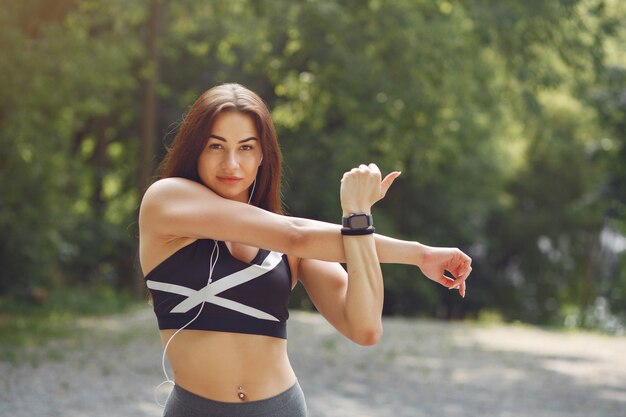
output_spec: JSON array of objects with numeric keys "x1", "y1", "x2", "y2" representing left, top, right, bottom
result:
[{"x1": 1, "y1": 0, "x2": 624, "y2": 331}]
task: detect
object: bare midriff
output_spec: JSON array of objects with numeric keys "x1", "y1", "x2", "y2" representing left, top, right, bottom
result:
[{"x1": 160, "y1": 329, "x2": 296, "y2": 402}]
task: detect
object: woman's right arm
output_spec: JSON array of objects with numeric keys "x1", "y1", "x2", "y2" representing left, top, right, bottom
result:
[
  {"x1": 139, "y1": 177, "x2": 470, "y2": 292},
  {"x1": 139, "y1": 177, "x2": 343, "y2": 261}
]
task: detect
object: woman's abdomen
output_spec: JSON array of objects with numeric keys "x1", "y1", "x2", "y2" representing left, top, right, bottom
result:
[{"x1": 160, "y1": 329, "x2": 296, "y2": 402}]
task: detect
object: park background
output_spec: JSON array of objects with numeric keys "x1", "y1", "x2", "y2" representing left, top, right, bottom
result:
[{"x1": 1, "y1": 0, "x2": 626, "y2": 342}]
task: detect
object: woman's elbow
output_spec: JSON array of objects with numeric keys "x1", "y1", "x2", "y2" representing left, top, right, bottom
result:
[{"x1": 350, "y1": 324, "x2": 383, "y2": 346}]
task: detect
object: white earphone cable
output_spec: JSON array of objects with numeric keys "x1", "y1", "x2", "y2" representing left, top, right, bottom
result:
[
  {"x1": 248, "y1": 177, "x2": 256, "y2": 204},
  {"x1": 154, "y1": 240, "x2": 220, "y2": 408}
]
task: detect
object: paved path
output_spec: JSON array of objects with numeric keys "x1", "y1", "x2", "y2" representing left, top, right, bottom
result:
[{"x1": 1, "y1": 308, "x2": 625, "y2": 416}]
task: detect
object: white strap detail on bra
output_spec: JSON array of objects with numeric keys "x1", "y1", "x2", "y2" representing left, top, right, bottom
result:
[{"x1": 146, "y1": 250, "x2": 284, "y2": 321}]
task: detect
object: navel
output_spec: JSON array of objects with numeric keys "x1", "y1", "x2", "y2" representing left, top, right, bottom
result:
[{"x1": 237, "y1": 386, "x2": 246, "y2": 401}]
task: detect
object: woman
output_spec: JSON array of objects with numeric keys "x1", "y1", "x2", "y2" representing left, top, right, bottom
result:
[{"x1": 139, "y1": 83, "x2": 471, "y2": 417}]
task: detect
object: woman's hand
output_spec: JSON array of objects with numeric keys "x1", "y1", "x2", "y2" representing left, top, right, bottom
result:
[
  {"x1": 340, "y1": 163, "x2": 401, "y2": 216},
  {"x1": 418, "y1": 246, "x2": 472, "y2": 298}
]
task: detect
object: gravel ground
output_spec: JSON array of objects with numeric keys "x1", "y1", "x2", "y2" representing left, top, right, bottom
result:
[{"x1": 1, "y1": 308, "x2": 625, "y2": 417}]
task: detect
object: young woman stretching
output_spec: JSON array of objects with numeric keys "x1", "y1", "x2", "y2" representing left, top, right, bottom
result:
[{"x1": 139, "y1": 83, "x2": 472, "y2": 417}]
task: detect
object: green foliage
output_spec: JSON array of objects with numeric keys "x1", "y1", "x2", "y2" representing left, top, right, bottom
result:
[
  {"x1": 0, "y1": 0, "x2": 143, "y2": 294},
  {"x1": 0, "y1": 0, "x2": 624, "y2": 331}
]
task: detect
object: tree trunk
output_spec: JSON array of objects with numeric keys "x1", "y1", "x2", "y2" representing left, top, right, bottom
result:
[
  {"x1": 133, "y1": 0, "x2": 161, "y2": 297},
  {"x1": 138, "y1": 0, "x2": 161, "y2": 194}
]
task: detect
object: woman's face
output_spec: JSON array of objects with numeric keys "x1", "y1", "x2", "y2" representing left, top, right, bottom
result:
[{"x1": 198, "y1": 111, "x2": 263, "y2": 203}]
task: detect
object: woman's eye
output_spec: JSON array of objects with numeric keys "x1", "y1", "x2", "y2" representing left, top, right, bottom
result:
[
  {"x1": 208, "y1": 143, "x2": 222, "y2": 150},
  {"x1": 241, "y1": 145, "x2": 254, "y2": 151}
]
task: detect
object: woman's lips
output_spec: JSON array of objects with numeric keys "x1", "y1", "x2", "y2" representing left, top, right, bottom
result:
[{"x1": 217, "y1": 176, "x2": 243, "y2": 185}]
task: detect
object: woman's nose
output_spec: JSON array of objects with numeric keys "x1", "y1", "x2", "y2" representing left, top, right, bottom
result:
[{"x1": 222, "y1": 151, "x2": 239, "y2": 168}]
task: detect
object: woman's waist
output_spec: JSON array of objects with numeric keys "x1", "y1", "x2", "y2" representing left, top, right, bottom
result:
[{"x1": 161, "y1": 329, "x2": 296, "y2": 402}]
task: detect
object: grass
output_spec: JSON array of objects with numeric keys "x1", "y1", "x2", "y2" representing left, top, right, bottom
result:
[{"x1": 0, "y1": 285, "x2": 139, "y2": 363}]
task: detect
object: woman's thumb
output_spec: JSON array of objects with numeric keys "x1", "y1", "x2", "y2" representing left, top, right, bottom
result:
[{"x1": 380, "y1": 171, "x2": 401, "y2": 197}]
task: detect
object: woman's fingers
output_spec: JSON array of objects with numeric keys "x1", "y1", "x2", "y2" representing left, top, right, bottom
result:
[
  {"x1": 439, "y1": 274, "x2": 456, "y2": 287},
  {"x1": 455, "y1": 257, "x2": 473, "y2": 287},
  {"x1": 438, "y1": 252, "x2": 472, "y2": 298},
  {"x1": 443, "y1": 275, "x2": 466, "y2": 298},
  {"x1": 450, "y1": 261, "x2": 471, "y2": 298}
]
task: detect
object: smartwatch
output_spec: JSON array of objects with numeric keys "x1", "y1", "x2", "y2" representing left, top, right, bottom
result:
[{"x1": 341, "y1": 213, "x2": 375, "y2": 235}]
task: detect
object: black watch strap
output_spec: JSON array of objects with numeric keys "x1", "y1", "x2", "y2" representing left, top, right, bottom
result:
[{"x1": 341, "y1": 227, "x2": 375, "y2": 236}]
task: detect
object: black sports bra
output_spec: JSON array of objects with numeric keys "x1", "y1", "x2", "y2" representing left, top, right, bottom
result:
[{"x1": 144, "y1": 239, "x2": 292, "y2": 339}]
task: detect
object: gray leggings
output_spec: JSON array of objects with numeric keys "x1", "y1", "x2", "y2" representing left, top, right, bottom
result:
[{"x1": 163, "y1": 382, "x2": 307, "y2": 417}]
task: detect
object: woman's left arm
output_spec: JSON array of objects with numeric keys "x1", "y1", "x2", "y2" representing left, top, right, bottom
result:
[
  {"x1": 297, "y1": 234, "x2": 382, "y2": 346},
  {"x1": 298, "y1": 164, "x2": 392, "y2": 345},
  {"x1": 296, "y1": 164, "x2": 472, "y2": 346}
]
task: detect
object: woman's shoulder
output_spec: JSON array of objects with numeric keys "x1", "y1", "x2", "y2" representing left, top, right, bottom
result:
[
  {"x1": 140, "y1": 178, "x2": 204, "y2": 224},
  {"x1": 141, "y1": 177, "x2": 212, "y2": 208},
  {"x1": 144, "y1": 177, "x2": 201, "y2": 198}
]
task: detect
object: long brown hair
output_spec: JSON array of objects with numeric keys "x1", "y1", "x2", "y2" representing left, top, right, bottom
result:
[{"x1": 159, "y1": 83, "x2": 284, "y2": 214}]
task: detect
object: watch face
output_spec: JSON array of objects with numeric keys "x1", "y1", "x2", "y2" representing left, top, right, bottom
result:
[{"x1": 350, "y1": 215, "x2": 371, "y2": 229}]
